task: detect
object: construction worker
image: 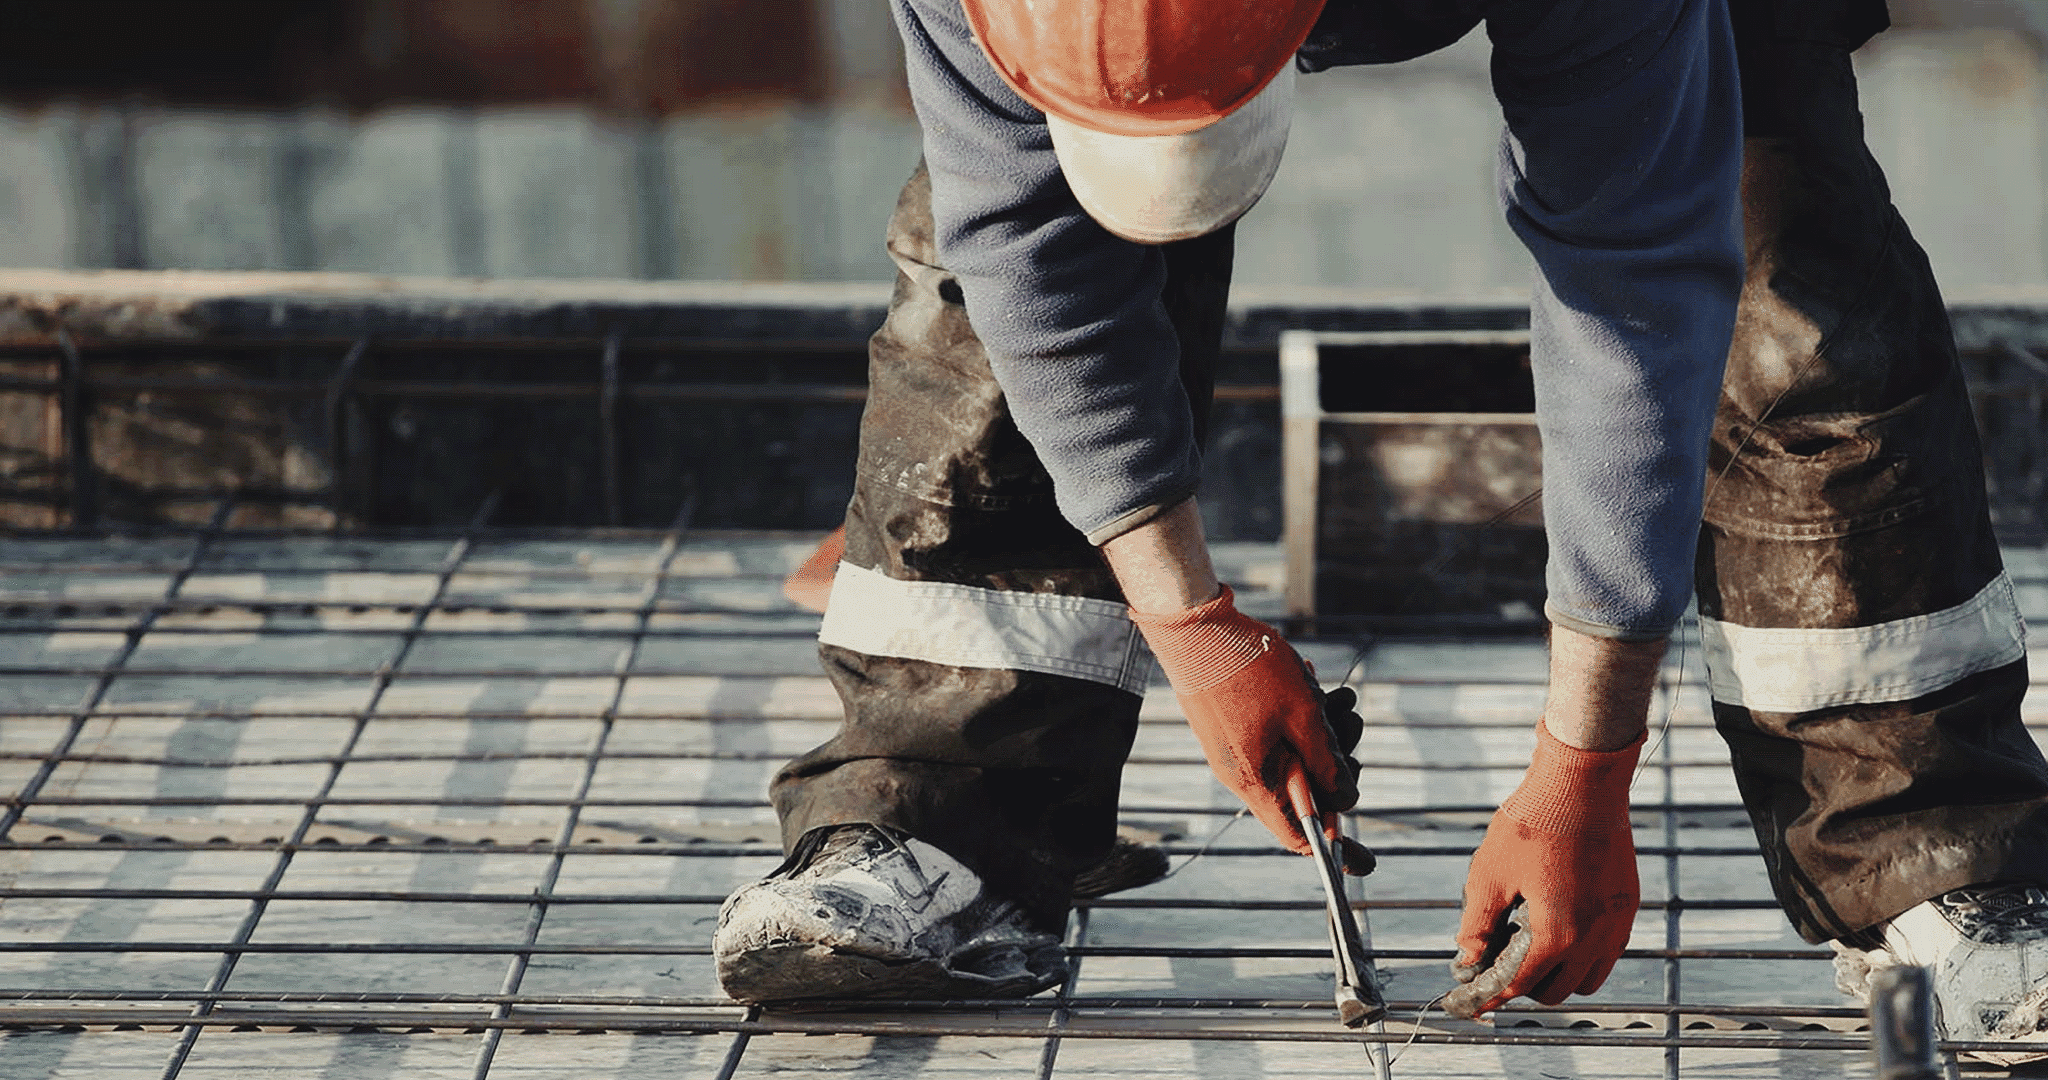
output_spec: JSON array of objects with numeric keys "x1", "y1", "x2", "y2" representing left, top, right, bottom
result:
[{"x1": 718, "y1": 0, "x2": 2048, "y2": 1056}]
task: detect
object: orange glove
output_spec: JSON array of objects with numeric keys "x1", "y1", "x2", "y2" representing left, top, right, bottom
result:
[
  {"x1": 1129, "y1": 585, "x2": 1360, "y2": 853},
  {"x1": 1444, "y1": 720, "x2": 1641, "y2": 1018},
  {"x1": 782, "y1": 524, "x2": 846, "y2": 614}
]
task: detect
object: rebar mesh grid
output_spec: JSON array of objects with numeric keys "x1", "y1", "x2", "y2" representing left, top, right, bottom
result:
[{"x1": 2, "y1": 508, "x2": 2045, "y2": 1079}]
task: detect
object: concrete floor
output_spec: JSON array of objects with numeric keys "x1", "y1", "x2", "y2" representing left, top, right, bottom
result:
[{"x1": 0, "y1": 532, "x2": 2043, "y2": 1079}]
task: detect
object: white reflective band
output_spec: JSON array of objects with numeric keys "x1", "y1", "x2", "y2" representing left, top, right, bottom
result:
[
  {"x1": 1700, "y1": 572, "x2": 2029, "y2": 713},
  {"x1": 817, "y1": 562, "x2": 1155, "y2": 696}
]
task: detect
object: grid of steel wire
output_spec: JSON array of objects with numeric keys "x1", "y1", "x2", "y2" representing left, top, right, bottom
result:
[{"x1": 1, "y1": 510, "x2": 2044, "y2": 1078}]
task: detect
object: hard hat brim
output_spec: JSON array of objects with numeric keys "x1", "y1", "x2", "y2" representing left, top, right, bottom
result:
[{"x1": 1047, "y1": 66, "x2": 1295, "y2": 246}]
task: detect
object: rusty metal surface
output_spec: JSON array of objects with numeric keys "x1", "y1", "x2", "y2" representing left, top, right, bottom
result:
[
  {"x1": 1312, "y1": 418, "x2": 1546, "y2": 622},
  {"x1": 6, "y1": 270, "x2": 2039, "y2": 349},
  {"x1": 1283, "y1": 330, "x2": 1547, "y2": 629},
  {"x1": 0, "y1": 270, "x2": 896, "y2": 347},
  {"x1": 0, "y1": 272, "x2": 2036, "y2": 542},
  {"x1": 1285, "y1": 328, "x2": 2048, "y2": 630}
]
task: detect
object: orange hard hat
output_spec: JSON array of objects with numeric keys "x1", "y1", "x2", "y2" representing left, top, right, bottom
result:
[{"x1": 961, "y1": 0, "x2": 1326, "y2": 243}]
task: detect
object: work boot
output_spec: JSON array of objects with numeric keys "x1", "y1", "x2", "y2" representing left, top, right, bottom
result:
[
  {"x1": 714, "y1": 822, "x2": 1068, "y2": 1002},
  {"x1": 1831, "y1": 882, "x2": 2048, "y2": 1065}
]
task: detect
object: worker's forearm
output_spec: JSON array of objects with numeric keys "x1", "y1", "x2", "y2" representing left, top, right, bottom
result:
[
  {"x1": 1100, "y1": 498, "x2": 1220, "y2": 615},
  {"x1": 1543, "y1": 625, "x2": 1667, "y2": 752},
  {"x1": 1104, "y1": 501, "x2": 1665, "y2": 751}
]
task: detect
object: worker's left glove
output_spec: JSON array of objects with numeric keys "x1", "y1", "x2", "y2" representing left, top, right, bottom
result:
[
  {"x1": 781, "y1": 523, "x2": 845, "y2": 614},
  {"x1": 1130, "y1": 585, "x2": 1362, "y2": 854},
  {"x1": 1443, "y1": 720, "x2": 1641, "y2": 1018}
]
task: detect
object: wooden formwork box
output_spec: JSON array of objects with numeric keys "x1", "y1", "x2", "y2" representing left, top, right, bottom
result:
[{"x1": 1279, "y1": 329, "x2": 1548, "y2": 633}]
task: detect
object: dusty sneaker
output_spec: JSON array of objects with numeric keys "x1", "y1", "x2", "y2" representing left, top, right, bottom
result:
[
  {"x1": 714, "y1": 823, "x2": 1068, "y2": 1003},
  {"x1": 1832, "y1": 881, "x2": 2048, "y2": 1066}
]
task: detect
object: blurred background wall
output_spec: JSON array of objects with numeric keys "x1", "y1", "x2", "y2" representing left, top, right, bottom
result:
[{"x1": 0, "y1": 0, "x2": 2043, "y2": 293}]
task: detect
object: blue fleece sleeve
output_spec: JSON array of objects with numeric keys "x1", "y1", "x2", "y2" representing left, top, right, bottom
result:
[
  {"x1": 1491, "y1": 0, "x2": 1744, "y2": 639},
  {"x1": 891, "y1": 0, "x2": 1202, "y2": 544}
]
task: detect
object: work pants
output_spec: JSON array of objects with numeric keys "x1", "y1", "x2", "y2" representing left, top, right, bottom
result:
[
  {"x1": 768, "y1": 165, "x2": 1233, "y2": 931},
  {"x1": 1697, "y1": 9, "x2": 2048, "y2": 942},
  {"x1": 769, "y1": 12, "x2": 2047, "y2": 943}
]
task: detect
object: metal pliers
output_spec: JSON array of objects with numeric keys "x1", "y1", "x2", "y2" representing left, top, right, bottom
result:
[{"x1": 1300, "y1": 808, "x2": 1387, "y2": 1027}]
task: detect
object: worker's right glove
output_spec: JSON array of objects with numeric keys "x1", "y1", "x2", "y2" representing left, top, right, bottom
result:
[
  {"x1": 1443, "y1": 720, "x2": 1642, "y2": 1018},
  {"x1": 1129, "y1": 585, "x2": 1361, "y2": 854}
]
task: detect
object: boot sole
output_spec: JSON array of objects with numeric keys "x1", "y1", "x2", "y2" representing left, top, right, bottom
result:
[{"x1": 719, "y1": 942, "x2": 1064, "y2": 1004}]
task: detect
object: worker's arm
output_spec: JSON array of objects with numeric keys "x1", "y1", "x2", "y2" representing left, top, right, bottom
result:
[
  {"x1": 1099, "y1": 497, "x2": 1220, "y2": 615},
  {"x1": 893, "y1": 0, "x2": 1202, "y2": 547},
  {"x1": 891, "y1": 0, "x2": 1357, "y2": 847},
  {"x1": 1449, "y1": 0, "x2": 1746, "y2": 1015},
  {"x1": 1500, "y1": 0, "x2": 1744, "y2": 643},
  {"x1": 1544, "y1": 627, "x2": 1667, "y2": 753},
  {"x1": 1105, "y1": 498, "x2": 1359, "y2": 852}
]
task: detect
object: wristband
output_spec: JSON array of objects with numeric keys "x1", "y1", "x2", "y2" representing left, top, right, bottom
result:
[
  {"x1": 1496, "y1": 720, "x2": 1643, "y2": 835},
  {"x1": 1127, "y1": 585, "x2": 1277, "y2": 692}
]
